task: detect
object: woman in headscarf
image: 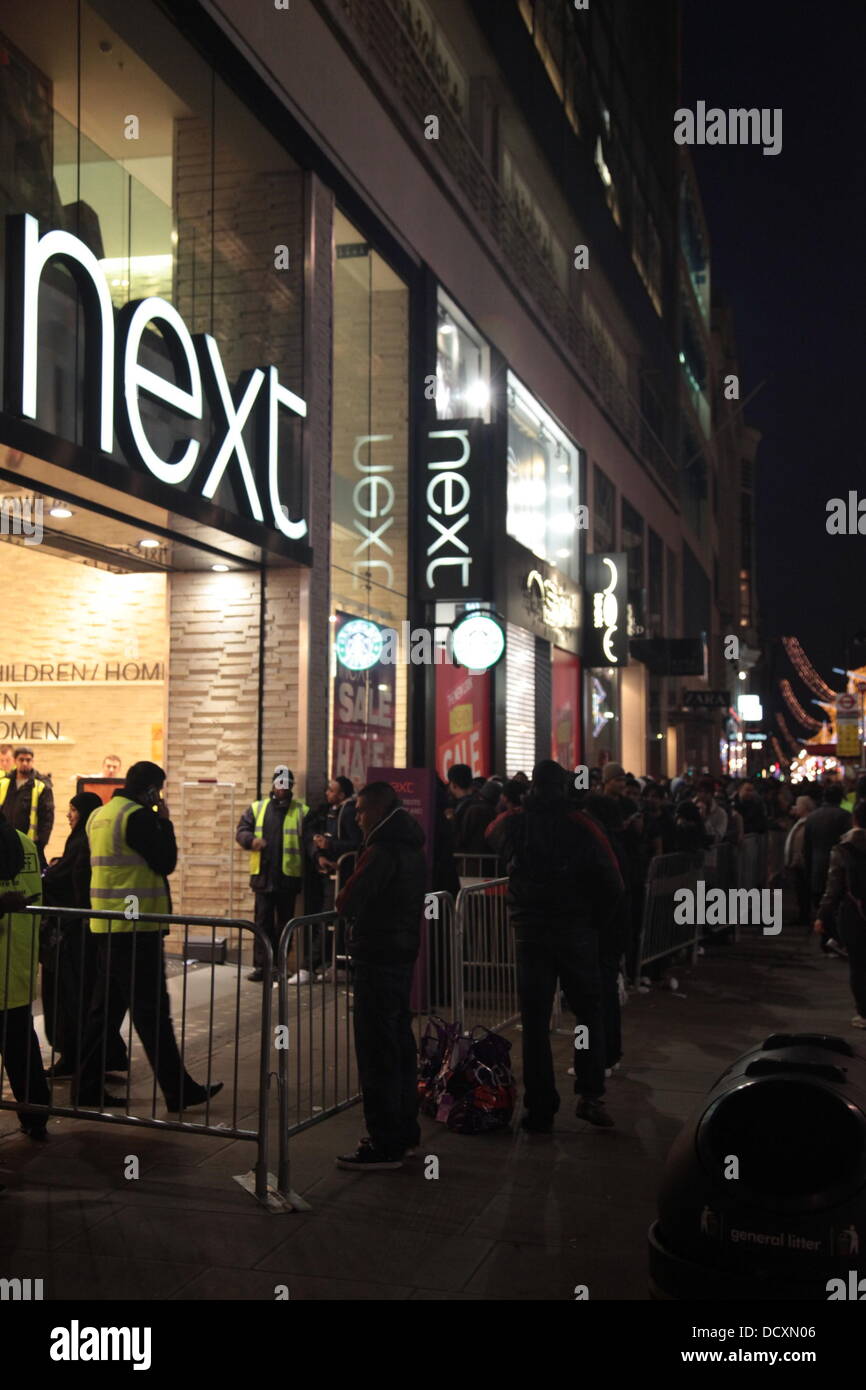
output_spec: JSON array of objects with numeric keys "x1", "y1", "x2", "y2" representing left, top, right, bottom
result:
[
  {"x1": 0, "y1": 810, "x2": 50, "y2": 1139},
  {"x1": 41, "y1": 793, "x2": 129, "y2": 1079}
]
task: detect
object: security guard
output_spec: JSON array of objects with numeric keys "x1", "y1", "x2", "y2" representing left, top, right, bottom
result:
[
  {"x1": 0, "y1": 811, "x2": 50, "y2": 1139},
  {"x1": 0, "y1": 747, "x2": 54, "y2": 866},
  {"x1": 236, "y1": 766, "x2": 309, "y2": 982},
  {"x1": 74, "y1": 760, "x2": 223, "y2": 1112}
]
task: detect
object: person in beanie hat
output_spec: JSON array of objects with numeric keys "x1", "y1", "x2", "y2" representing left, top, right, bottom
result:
[{"x1": 236, "y1": 767, "x2": 309, "y2": 982}]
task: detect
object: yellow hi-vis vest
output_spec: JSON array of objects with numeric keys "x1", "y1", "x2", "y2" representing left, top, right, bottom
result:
[
  {"x1": 86, "y1": 796, "x2": 170, "y2": 932},
  {"x1": 249, "y1": 798, "x2": 308, "y2": 878},
  {"x1": 0, "y1": 775, "x2": 45, "y2": 841},
  {"x1": 0, "y1": 831, "x2": 41, "y2": 1009}
]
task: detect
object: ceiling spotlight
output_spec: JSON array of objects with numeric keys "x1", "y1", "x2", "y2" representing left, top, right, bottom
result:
[
  {"x1": 49, "y1": 504, "x2": 73, "y2": 519},
  {"x1": 212, "y1": 563, "x2": 229, "y2": 572},
  {"x1": 139, "y1": 538, "x2": 159, "y2": 549}
]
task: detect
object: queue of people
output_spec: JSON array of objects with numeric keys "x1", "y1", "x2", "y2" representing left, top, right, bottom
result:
[{"x1": 0, "y1": 759, "x2": 222, "y2": 1151}]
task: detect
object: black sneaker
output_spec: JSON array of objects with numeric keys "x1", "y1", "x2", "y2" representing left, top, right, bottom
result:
[
  {"x1": 164, "y1": 1081, "x2": 223, "y2": 1112},
  {"x1": 247, "y1": 969, "x2": 264, "y2": 982},
  {"x1": 575, "y1": 1097, "x2": 615, "y2": 1128},
  {"x1": 336, "y1": 1144, "x2": 403, "y2": 1171},
  {"x1": 45, "y1": 1058, "x2": 75, "y2": 1079},
  {"x1": 19, "y1": 1122, "x2": 48, "y2": 1141}
]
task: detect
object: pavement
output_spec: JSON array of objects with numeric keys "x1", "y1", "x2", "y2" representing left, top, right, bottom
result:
[{"x1": 0, "y1": 926, "x2": 857, "y2": 1301}]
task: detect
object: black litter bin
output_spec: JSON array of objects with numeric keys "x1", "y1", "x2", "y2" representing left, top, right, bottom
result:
[{"x1": 649, "y1": 1033, "x2": 866, "y2": 1300}]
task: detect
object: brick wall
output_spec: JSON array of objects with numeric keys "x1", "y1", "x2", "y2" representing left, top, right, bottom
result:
[{"x1": 0, "y1": 540, "x2": 167, "y2": 862}]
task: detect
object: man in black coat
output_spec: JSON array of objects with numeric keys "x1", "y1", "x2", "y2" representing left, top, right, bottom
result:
[
  {"x1": 334, "y1": 782, "x2": 426, "y2": 1170},
  {"x1": 804, "y1": 783, "x2": 852, "y2": 944},
  {"x1": 490, "y1": 760, "x2": 624, "y2": 1132}
]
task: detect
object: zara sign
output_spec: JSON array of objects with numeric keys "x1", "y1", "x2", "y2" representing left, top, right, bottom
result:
[{"x1": 4, "y1": 214, "x2": 308, "y2": 542}]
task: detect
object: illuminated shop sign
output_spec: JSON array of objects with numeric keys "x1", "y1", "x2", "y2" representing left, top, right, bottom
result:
[
  {"x1": 583, "y1": 553, "x2": 628, "y2": 667},
  {"x1": 4, "y1": 214, "x2": 308, "y2": 541},
  {"x1": 334, "y1": 619, "x2": 384, "y2": 672},
  {"x1": 524, "y1": 569, "x2": 579, "y2": 633},
  {"x1": 451, "y1": 612, "x2": 505, "y2": 672},
  {"x1": 418, "y1": 419, "x2": 490, "y2": 600}
]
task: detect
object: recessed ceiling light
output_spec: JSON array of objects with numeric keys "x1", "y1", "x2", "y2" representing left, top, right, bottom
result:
[
  {"x1": 49, "y1": 505, "x2": 73, "y2": 519},
  {"x1": 139, "y1": 538, "x2": 159, "y2": 549},
  {"x1": 212, "y1": 564, "x2": 229, "y2": 572}
]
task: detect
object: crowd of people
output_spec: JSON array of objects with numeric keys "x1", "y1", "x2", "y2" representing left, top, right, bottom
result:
[{"x1": 3, "y1": 741, "x2": 866, "y2": 1178}]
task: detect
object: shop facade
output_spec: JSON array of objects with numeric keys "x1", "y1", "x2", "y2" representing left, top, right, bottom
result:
[{"x1": 0, "y1": 0, "x2": 334, "y2": 916}]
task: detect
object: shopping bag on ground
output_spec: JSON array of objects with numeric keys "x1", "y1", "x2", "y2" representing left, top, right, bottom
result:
[
  {"x1": 417, "y1": 1015, "x2": 460, "y2": 1117},
  {"x1": 434, "y1": 1025, "x2": 517, "y2": 1134}
]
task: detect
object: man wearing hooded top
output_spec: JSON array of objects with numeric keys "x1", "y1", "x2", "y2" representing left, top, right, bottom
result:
[{"x1": 334, "y1": 782, "x2": 426, "y2": 1170}]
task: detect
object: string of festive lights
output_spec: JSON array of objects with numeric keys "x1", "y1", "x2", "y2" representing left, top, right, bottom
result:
[
  {"x1": 775, "y1": 711, "x2": 803, "y2": 755},
  {"x1": 771, "y1": 736, "x2": 790, "y2": 766},
  {"x1": 782, "y1": 636, "x2": 837, "y2": 700},
  {"x1": 779, "y1": 679, "x2": 822, "y2": 732}
]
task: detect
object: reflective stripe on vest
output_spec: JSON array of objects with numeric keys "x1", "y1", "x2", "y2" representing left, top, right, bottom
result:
[
  {"x1": 248, "y1": 798, "x2": 308, "y2": 878},
  {"x1": 86, "y1": 796, "x2": 169, "y2": 931},
  {"x1": 0, "y1": 831, "x2": 41, "y2": 1008},
  {"x1": 0, "y1": 776, "x2": 44, "y2": 841}
]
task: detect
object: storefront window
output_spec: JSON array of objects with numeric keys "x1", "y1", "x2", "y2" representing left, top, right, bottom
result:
[
  {"x1": 506, "y1": 371, "x2": 581, "y2": 584},
  {"x1": 329, "y1": 211, "x2": 409, "y2": 783},
  {"x1": 586, "y1": 667, "x2": 618, "y2": 765},
  {"x1": 0, "y1": 0, "x2": 306, "y2": 529},
  {"x1": 436, "y1": 288, "x2": 490, "y2": 422}
]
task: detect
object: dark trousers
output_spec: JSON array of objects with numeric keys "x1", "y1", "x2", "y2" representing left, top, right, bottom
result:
[
  {"x1": 352, "y1": 961, "x2": 419, "y2": 1156},
  {"x1": 516, "y1": 925, "x2": 605, "y2": 1120},
  {"x1": 42, "y1": 926, "x2": 128, "y2": 1071},
  {"x1": 0, "y1": 1003, "x2": 50, "y2": 1125},
  {"x1": 253, "y1": 883, "x2": 301, "y2": 972},
  {"x1": 75, "y1": 931, "x2": 194, "y2": 1102},
  {"x1": 838, "y1": 916, "x2": 866, "y2": 1017}
]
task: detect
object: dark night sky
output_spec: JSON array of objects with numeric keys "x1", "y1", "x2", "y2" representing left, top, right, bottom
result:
[{"x1": 682, "y1": 0, "x2": 866, "y2": 709}]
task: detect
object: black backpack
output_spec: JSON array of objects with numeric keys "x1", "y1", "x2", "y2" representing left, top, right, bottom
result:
[
  {"x1": 841, "y1": 842, "x2": 866, "y2": 920},
  {"x1": 507, "y1": 803, "x2": 578, "y2": 910}
]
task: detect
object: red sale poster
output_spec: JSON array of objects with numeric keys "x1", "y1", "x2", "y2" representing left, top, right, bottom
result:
[{"x1": 435, "y1": 662, "x2": 491, "y2": 779}]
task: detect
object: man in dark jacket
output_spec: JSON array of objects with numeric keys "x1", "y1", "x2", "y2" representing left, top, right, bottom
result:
[
  {"x1": 311, "y1": 777, "x2": 361, "y2": 880},
  {"x1": 0, "y1": 748, "x2": 54, "y2": 867},
  {"x1": 804, "y1": 783, "x2": 852, "y2": 941},
  {"x1": 447, "y1": 763, "x2": 495, "y2": 859},
  {"x1": 489, "y1": 760, "x2": 624, "y2": 1131},
  {"x1": 816, "y1": 801, "x2": 866, "y2": 1022},
  {"x1": 334, "y1": 782, "x2": 426, "y2": 1170},
  {"x1": 736, "y1": 781, "x2": 768, "y2": 836}
]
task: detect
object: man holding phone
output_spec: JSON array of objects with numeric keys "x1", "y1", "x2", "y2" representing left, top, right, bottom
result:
[{"x1": 74, "y1": 761, "x2": 222, "y2": 1113}]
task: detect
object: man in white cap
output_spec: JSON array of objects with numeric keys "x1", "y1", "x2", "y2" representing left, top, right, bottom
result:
[{"x1": 236, "y1": 767, "x2": 309, "y2": 982}]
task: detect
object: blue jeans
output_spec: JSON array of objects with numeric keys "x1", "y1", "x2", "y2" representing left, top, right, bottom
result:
[
  {"x1": 352, "y1": 961, "x2": 420, "y2": 1156},
  {"x1": 516, "y1": 925, "x2": 605, "y2": 1119}
]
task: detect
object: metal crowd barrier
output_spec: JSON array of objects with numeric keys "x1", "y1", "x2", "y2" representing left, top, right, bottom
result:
[
  {"x1": 455, "y1": 851, "x2": 502, "y2": 882},
  {"x1": 275, "y1": 913, "x2": 359, "y2": 1204},
  {"x1": 699, "y1": 841, "x2": 737, "y2": 942},
  {"x1": 635, "y1": 853, "x2": 703, "y2": 973},
  {"x1": 737, "y1": 832, "x2": 768, "y2": 893},
  {"x1": 453, "y1": 878, "x2": 514, "y2": 1032},
  {"x1": 272, "y1": 889, "x2": 457, "y2": 1143},
  {"x1": 4, "y1": 905, "x2": 275, "y2": 1203}
]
